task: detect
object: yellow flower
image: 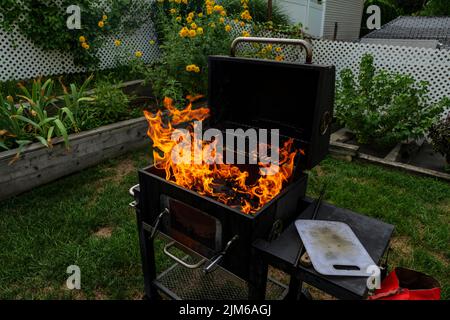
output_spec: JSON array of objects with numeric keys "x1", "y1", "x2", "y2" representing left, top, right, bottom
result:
[
  {"x1": 191, "y1": 22, "x2": 197, "y2": 29},
  {"x1": 261, "y1": 48, "x2": 267, "y2": 54},
  {"x1": 186, "y1": 64, "x2": 200, "y2": 73},
  {"x1": 225, "y1": 24, "x2": 231, "y2": 32},
  {"x1": 102, "y1": 15, "x2": 108, "y2": 21},
  {"x1": 209, "y1": 22, "x2": 216, "y2": 28},
  {"x1": 82, "y1": 42, "x2": 90, "y2": 50},
  {"x1": 266, "y1": 44, "x2": 273, "y2": 51},
  {"x1": 197, "y1": 27, "x2": 204, "y2": 35},
  {"x1": 188, "y1": 12, "x2": 195, "y2": 18},
  {"x1": 175, "y1": 0, "x2": 181, "y2": 3},
  {"x1": 186, "y1": 16, "x2": 193, "y2": 23},
  {"x1": 179, "y1": 27, "x2": 189, "y2": 37},
  {"x1": 198, "y1": 12, "x2": 203, "y2": 17},
  {"x1": 79, "y1": 36, "x2": 86, "y2": 43},
  {"x1": 240, "y1": 9, "x2": 252, "y2": 21},
  {"x1": 220, "y1": 10, "x2": 227, "y2": 16},
  {"x1": 114, "y1": 39, "x2": 122, "y2": 47},
  {"x1": 275, "y1": 47, "x2": 282, "y2": 52},
  {"x1": 182, "y1": 0, "x2": 188, "y2": 4},
  {"x1": 219, "y1": 17, "x2": 225, "y2": 23},
  {"x1": 98, "y1": 21, "x2": 104, "y2": 28},
  {"x1": 242, "y1": 31, "x2": 250, "y2": 37},
  {"x1": 213, "y1": 5, "x2": 223, "y2": 12},
  {"x1": 239, "y1": 21, "x2": 245, "y2": 27},
  {"x1": 188, "y1": 29, "x2": 197, "y2": 37},
  {"x1": 176, "y1": 16, "x2": 182, "y2": 22},
  {"x1": 275, "y1": 55, "x2": 284, "y2": 61},
  {"x1": 6, "y1": 95, "x2": 14, "y2": 103},
  {"x1": 170, "y1": 8, "x2": 176, "y2": 14},
  {"x1": 135, "y1": 51, "x2": 143, "y2": 58}
]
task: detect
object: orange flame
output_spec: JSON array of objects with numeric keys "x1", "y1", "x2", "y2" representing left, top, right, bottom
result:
[{"x1": 144, "y1": 97, "x2": 299, "y2": 214}]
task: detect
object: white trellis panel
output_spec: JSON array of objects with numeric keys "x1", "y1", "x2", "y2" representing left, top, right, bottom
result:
[
  {"x1": 311, "y1": 39, "x2": 450, "y2": 117},
  {"x1": 0, "y1": 21, "x2": 160, "y2": 82}
]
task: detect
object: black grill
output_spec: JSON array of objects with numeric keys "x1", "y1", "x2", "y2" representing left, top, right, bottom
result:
[{"x1": 132, "y1": 37, "x2": 335, "y2": 300}]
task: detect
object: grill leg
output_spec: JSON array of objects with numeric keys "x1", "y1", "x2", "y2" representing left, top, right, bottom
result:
[
  {"x1": 287, "y1": 277, "x2": 302, "y2": 300},
  {"x1": 248, "y1": 249, "x2": 268, "y2": 300},
  {"x1": 136, "y1": 218, "x2": 159, "y2": 300}
]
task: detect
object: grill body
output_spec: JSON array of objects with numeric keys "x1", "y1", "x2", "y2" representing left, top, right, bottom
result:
[{"x1": 134, "y1": 51, "x2": 335, "y2": 299}]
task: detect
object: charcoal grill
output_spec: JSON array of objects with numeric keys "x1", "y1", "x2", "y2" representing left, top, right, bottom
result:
[{"x1": 130, "y1": 37, "x2": 335, "y2": 300}]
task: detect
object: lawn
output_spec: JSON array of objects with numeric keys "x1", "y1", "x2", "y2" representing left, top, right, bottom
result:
[{"x1": 0, "y1": 148, "x2": 448, "y2": 299}]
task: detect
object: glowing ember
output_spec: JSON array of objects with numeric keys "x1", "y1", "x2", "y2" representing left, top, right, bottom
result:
[{"x1": 144, "y1": 97, "x2": 299, "y2": 214}]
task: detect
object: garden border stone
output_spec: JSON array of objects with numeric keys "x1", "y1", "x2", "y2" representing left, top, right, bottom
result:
[
  {"x1": 0, "y1": 117, "x2": 150, "y2": 201},
  {"x1": 329, "y1": 129, "x2": 450, "y2": 182}
]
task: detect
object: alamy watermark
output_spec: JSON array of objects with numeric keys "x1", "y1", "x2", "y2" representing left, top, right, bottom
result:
[
  {"x1": 66, "y1": 265, "x2": 81, "y2": 290},
  {"x1": 170, "y1": 121, "x2": 282, "y2": 175}
]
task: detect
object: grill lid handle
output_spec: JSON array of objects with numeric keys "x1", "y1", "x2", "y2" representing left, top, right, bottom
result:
[{"x1": 230, "y1": 37, "x2": 313, "y2": 64}]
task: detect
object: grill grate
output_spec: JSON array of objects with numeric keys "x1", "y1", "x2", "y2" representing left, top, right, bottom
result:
[
  {"x1": 154, "y1": 238, "x2": 288, "y2": 300},
  {"x1": 155, "y1": 255, "x2": 287, "y2": 300}
]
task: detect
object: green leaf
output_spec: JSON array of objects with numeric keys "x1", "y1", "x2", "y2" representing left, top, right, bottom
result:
[
  {"x1": 54, "y1": 119, "x2": 69, "y2": 148},
  {"x1": 36, "y1": 135, "x2": 49, "y2": 148}
]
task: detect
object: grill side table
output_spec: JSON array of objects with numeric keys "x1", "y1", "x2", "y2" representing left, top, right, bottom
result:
[{"x1": 253, "y1": 198, "x2": 394, "y2": 300}]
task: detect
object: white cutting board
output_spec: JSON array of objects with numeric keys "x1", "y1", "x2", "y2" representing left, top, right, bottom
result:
[{"x1": 295, "y1": 220, "x2": 376, "y2": 277}]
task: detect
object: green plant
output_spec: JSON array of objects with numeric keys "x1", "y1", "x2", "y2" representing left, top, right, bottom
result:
[
  {"x1": 78, "y1": 80, "x2": 130, "y2": 130},
  {"x1": 16, "y1": 78, "x2": 75, "y2": 149},
  {"x1": 419, "y1": 0, "x2": 450, "y2": 16},
  {"x1": 221, "y1": 0, "x2": 290, "y2": 25},
  {"x1": 147, "y1": 0, "x2": 236, "y2": 103},
  {"x1": 0, "y1": 0, "x2": 152, "y2": 68},
  {"x1": 335, "y1": 54, "x2": 449, "y2": 147},
  {"x1": 0, "y1": 95, "x2": 32, "y2": 151},
  {"x1": 429, "y1": 114, "x2": 450, "y2": 166},
  {"x1": 0, "y1": 78, "x2": 76, "y2": 161},
  {"x1": 59, "y1": 75, "x2": 95, "y2": 132}
]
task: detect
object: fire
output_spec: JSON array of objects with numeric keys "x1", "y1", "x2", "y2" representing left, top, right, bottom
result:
[{"x1": 144, "y1": 97, "x2": 299, "y2": 214}]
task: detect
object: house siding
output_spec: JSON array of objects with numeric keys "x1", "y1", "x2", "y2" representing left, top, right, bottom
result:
[{"x1": 322, "y1": 0, "x2": 365, "y2": 41}]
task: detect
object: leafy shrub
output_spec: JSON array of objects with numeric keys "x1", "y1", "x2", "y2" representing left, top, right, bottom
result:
[
  {"x1": 335, "y1": 54, "x2": 449, "y2": 147},
  {"x1": 0, "y1": 0, "x2": 152, "y2": 67},
  {"x1": 78, "y1": 80, "x2": 131, "y2": 130},
  {"x1": 221, "y1": 0, "x2": 290, "y2": 25},
  {"x1": 429, "y1": 114, "x2": 450, "y2": 164},
  {"x1": 146, "y1": 0, "x2": 237, "y2": 103}
]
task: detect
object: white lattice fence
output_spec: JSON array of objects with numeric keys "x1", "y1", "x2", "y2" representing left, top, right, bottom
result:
[
  {"x1": 311, "y1": 39, "x2": 450, "y2": 117},
  {"x1": 0, "y1": 19, "x2": 160, "y2": 82}
]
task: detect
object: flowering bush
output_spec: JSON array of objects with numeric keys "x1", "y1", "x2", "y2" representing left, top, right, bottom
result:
[
  {"x1": 0, "y1": 0, "x2": 151, "y2": 68},
  {"x1": 147, "y1": 0, "x2": 254, "y2": 103}
]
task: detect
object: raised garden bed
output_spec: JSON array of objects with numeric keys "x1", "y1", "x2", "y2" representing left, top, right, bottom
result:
[
  {"x1": 0, "y1": 79, "x2": 161, "y2": 201},
  {"x1": 0, "y1": 117, "x2": 150, "y2": 201},
  {"x1": 330, "y1": 128, "x2": 450, "y2": 182}
]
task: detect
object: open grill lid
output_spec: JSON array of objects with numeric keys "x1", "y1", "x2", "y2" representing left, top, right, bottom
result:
[{"x1": 207, "y1": 37, "x2": 336, "y2": 170}]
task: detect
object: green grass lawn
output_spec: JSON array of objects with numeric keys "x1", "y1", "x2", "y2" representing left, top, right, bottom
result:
[{"x1": 0, "y1": 148, "x2": 448, "y2": 299}]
